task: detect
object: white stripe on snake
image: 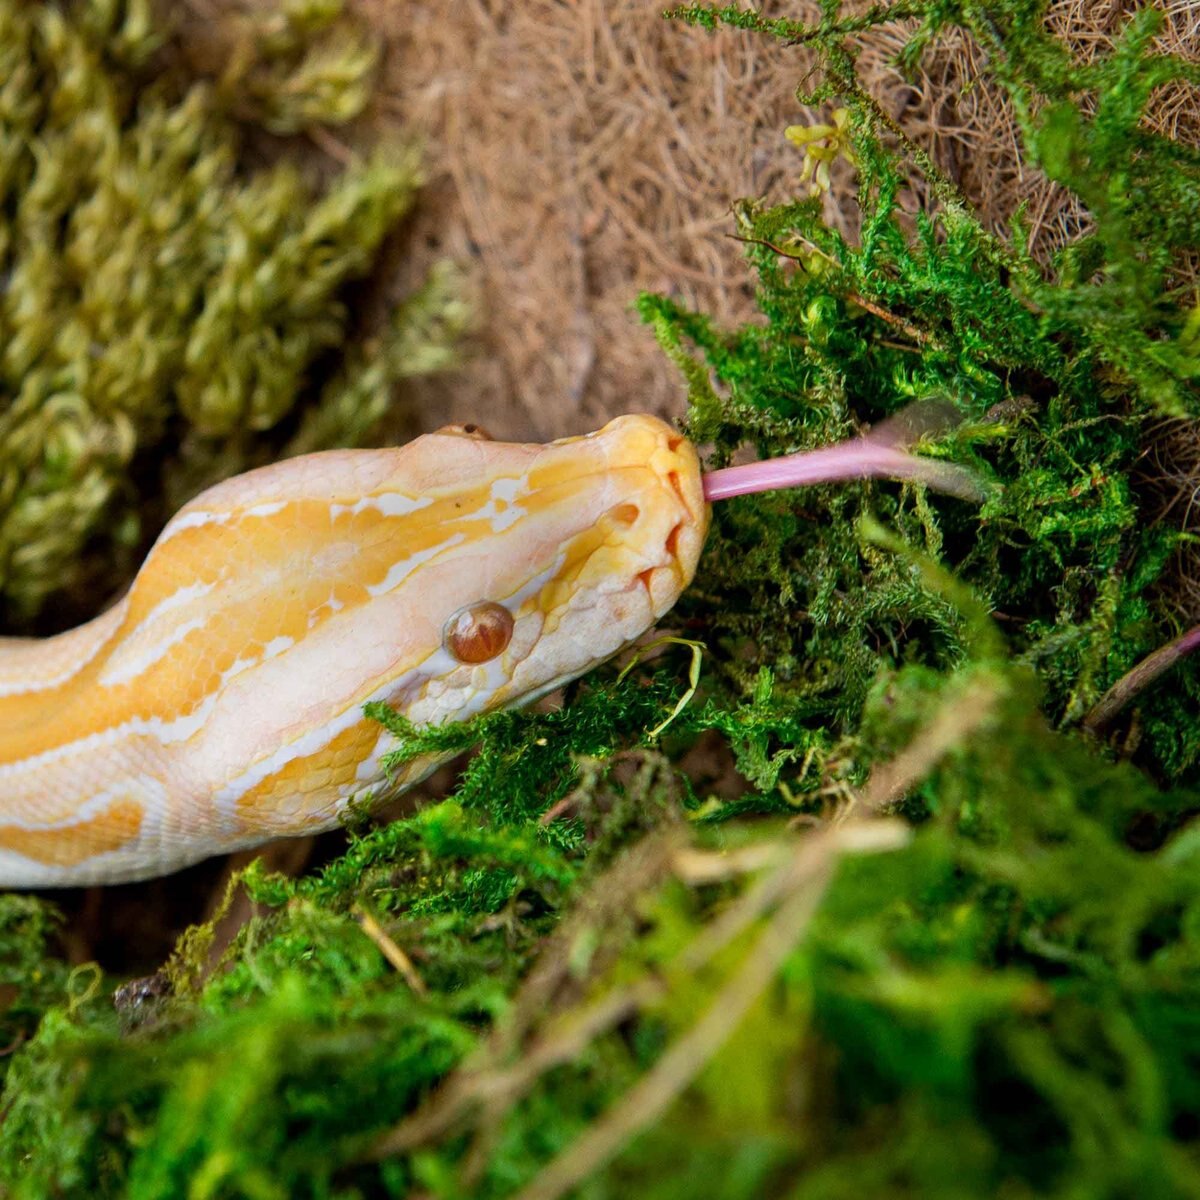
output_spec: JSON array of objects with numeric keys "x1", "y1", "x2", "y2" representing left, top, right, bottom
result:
[{"x1": 0, "y1": 416, "x2": 708, "y2": 886}]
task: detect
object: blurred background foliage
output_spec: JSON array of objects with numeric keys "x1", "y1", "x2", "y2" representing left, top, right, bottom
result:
[
  {"x1": 2, "y1": 1, "x2": 1200, "y2": 1198},
  {"x1": 0, "y1": 0, "x2": 469, "y2": 631}
]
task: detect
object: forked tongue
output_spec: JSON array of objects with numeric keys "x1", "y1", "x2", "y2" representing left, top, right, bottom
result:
[{"x1": 701, "y1": 402, "x2": 985, "y2": 503}]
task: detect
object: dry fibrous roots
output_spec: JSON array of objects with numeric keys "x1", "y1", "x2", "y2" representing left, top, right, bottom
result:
[
  {"x1": 1137, "y1": 416, "x2": 1200, "y2": 622},
  {"x1": 338, "y1": 0, "x2": 1200, "y2": 570},
  {"x1": 855, "y1": 0, "x2": 1200, "y2": 265},
  {"x1": 0, "y1": 0, "x2": 468, "y2": 628},
  {"x1": 355, "y1": 0, "x2": 814, "y2": 441}
]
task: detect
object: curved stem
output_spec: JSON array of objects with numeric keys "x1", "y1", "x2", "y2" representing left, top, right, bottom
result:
[{"x1": 1083, "y1": 624, "x2": 1200, "y2": 734}]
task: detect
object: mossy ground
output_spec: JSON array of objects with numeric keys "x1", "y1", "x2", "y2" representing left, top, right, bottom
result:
[{"x1": 3, "y1": 1, "x2": 1200, "y2": 1197}]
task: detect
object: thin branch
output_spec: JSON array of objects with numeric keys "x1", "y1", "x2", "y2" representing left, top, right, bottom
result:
[
  {"x1": 1083, "y1": 624, "x2": 1200, "y2": 734},
  {"x1": 355, "y1": 908, "x2": 428, "y2": 997},
  {"x1": 858, "y1": 674, "x2": 1002, "y2": 811},
  {"x1": 367, "y1": 978, "x2": 665, "y2": 1160},
  {"x1": 511, "y1": 824, "x2": 906, "y2": 1200},
  {"x1": 365, "y1": 676, "x2": 996, "y2": 1191},
  {"x1": 727, "y1": 233, "x2": 933, "y2": 345}
]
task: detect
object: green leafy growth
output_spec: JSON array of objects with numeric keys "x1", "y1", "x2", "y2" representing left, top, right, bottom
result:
[
  {"x1": 658, "y1": 0, "x2": 1200, "y2": 779},
  {"x1": 5, "y1": 3, "x2": 1200, "y2": 1199},
  {"x1": 0, "y1": 895, "x2": 69, "y2": 1061}
]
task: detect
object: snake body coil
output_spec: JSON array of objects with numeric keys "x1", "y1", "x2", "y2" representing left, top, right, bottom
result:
[{"x1": 0, "y1": 416, "x2": 707, "y2": 887}]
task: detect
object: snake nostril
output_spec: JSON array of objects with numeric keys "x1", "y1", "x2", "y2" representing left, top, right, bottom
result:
[
  {"x1": 635, "y1": 568, "x2": 656, "y2": 594},
  {"x1": 611, "y1": 503, "x2": 640, "y2": 526},
  {"x1": 667, "y1": 434, "x2": 684, "y2": 452},
  {"x1": 665, "y1": 522, "x2": 682, "y2": 558}
]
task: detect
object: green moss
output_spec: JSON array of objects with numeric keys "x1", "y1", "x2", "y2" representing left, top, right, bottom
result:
[
  {"x1": 656, "y1": 0, "x2": 1200, "y2": 780},
  {"x1": 4, "y1": 1, "x2": 1200, "y2": 1197}
]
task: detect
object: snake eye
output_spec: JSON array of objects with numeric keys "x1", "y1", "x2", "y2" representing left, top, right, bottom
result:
[
  {"x1": 444, "y1": 602, "x2": 514, "y2": 664},
  {"x1": 434, "y1": 422, "x2": 493, "y2": 441}
]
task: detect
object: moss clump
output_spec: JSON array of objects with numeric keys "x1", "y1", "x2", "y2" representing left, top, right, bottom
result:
[
  {"x1": 654, "y1": 0, "x2": 1200, "y2": 784},
  {"x1": 0, "y1": 0, "x2": 468, "y2": 628},
  {"x1": 4, "y1": 2, "x2": 1200, "y2": 1198}
]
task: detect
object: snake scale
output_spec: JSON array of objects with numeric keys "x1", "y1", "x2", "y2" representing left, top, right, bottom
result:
[{"x1": 0, "y1": 416, "x2": 708, "y2": 887}]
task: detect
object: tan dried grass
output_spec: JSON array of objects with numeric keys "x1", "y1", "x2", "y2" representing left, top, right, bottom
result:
[
  {"x1": 859, "y1": 1, "x2": 1200, "y2": 260},
  {"x1": 355, "y1": 0, "x2": 826, "y2": 442},
  {"x1": 177, "y1": 1, "x2": 1200, "y2": 443},
  {"x1": 357, "y1": 0, "x2": 1199, "y2": 442}
]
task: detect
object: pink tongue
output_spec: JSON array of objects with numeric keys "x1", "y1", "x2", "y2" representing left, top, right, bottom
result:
[{"x1": 700, "y1": 407, "x2": 985, "y2": 503}]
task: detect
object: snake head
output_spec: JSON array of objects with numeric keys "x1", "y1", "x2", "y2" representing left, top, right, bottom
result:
[
  {"x1": 388, "y1": 413, "x2": 709, "y2": 725},
  {"x1": 148, "y1": 413, "x2": 708, "y2": 836},
  {"x1": 0, "y1": 415, "x2": 708, "y2": 884}
]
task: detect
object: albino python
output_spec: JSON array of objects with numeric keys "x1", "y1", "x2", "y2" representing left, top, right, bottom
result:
[{"x1": 0, "y1": 412, "x2": 975, "y2": 887}]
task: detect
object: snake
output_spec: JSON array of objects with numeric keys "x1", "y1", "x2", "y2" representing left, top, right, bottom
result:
[
  {"x1": 0, "y1": 398, "x2": 985, "y2": 889},
  {"x1": 0, "y1": 415, "x2": 708, "y2": 887}
]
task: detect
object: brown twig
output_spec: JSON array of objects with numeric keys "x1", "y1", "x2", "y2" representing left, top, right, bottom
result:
[
  {"x1": 510, "y1": 675, "x2": 1000, "y2": 1200},
  {"x1": 510, "y1": 822, "x2": 906, "y2": 1200},
  {"x1": 367, "y1": 977, "x2": 665, "y2": 1160},
  {"x1": 355, "y1": 908, "x2": 428, "y2": 997},
  {"x1": 365, "y1": 668, "x2": 999, "y2": 1192},
  {"x1": 857, "y1": 674, "x2": 1001, "y2": 811},
  {"x1": 727, "y1": 233, "x2": 933, "y2": 345},
  {"x1": 374, "y1": 673, "x2": 988, "y2": 1175},
  {"x1": 843, "y1": 290, "x2": 933, "y2": 346},
  {"x1": 1083, "y1": 623, "x2": 1200, "y2": 734}
]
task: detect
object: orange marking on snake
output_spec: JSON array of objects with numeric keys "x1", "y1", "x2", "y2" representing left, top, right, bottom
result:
[
  {"x1": 0, "y1": 798, "x2": 144, "y2": 867},
  {"x1": 234, "y1": 720, "x2": 384, "y2": 833},
  {"x1": 0, "y1": 498, "x2": 493, "y2": 761}
]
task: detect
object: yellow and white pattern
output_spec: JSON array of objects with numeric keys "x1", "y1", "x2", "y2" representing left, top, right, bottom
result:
[{"x1": 0, "y1": 416, "x2": 708, "y2": 886}]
